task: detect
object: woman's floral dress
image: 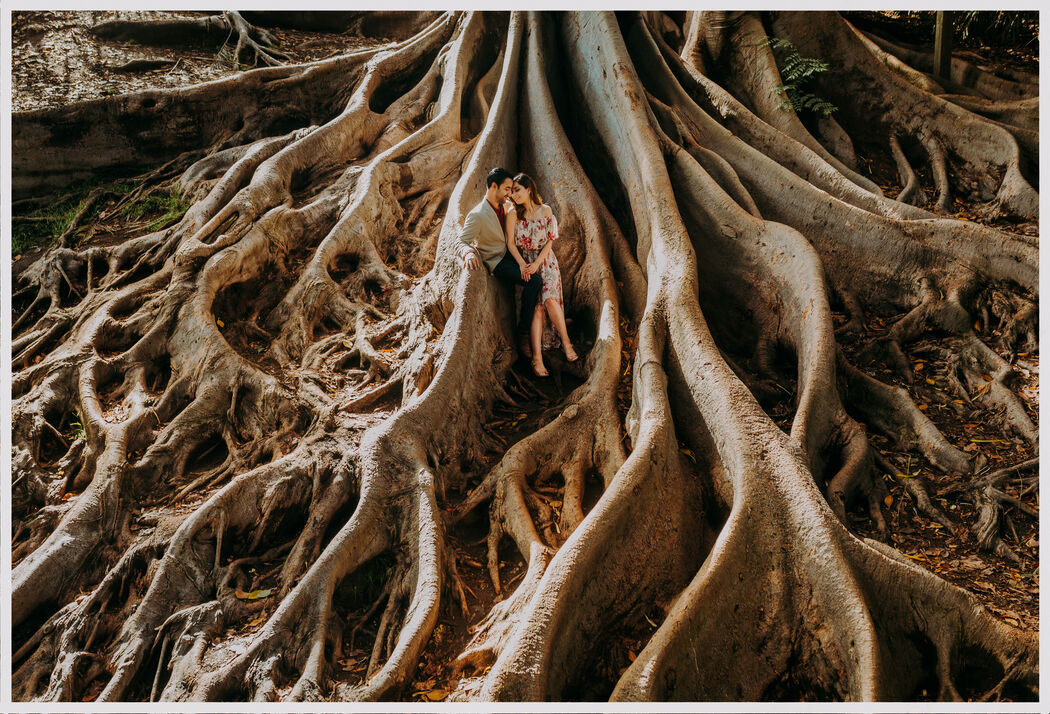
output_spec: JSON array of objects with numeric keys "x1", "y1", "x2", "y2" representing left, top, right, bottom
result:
[{"x1": 515, "y1": 209, "x2": 564, "y2": 349}]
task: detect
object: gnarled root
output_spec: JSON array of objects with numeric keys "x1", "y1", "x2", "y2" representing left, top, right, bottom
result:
[
  {"x1": 773, "y1": 12, "x2": 1037, "y2": 219},
  {"x1": 91, "y1": 11, "x2": 288, "y2": 67},
  {"x1": 11, "y1": 8, "x2": 1036, "y2": 705}
]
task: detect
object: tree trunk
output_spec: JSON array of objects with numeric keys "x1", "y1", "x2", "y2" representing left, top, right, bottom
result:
[{"x1": 11, "y1": 10, "x2": 1037, "y2": 703}]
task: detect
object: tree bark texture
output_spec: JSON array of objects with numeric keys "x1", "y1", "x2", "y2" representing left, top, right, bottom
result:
[{"x1": 10, "y1": 11, "x2": 1037, "y2": 703}]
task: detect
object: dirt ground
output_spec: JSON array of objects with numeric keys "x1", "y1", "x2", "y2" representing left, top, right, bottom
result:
[
  {"x1": 9, "y1": 10, "x2": 1040, "y2": 702},
  {"x1": 11, "y1": 10, "x2": 396, "y2": 268},
  {"x1": 11, "y1": 11, "x2": 389, "y2": 112}
]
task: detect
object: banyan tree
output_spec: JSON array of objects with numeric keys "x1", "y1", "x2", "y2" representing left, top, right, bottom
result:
[{"x1": 10, "y1": 10, "x2": 1037, "y2": 702}]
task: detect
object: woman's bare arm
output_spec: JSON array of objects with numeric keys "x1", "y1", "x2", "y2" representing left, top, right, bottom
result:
[{"x1": 504, "y1": 207, "x2": 530, "y2": 277}]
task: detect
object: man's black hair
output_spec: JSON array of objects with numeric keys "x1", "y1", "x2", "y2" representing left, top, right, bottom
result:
[{"x1": 486, "y1": 167, "x2": 513, "y2": 189}]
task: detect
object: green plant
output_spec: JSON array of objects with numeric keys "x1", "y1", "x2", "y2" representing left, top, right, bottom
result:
[
  {"x1": 69, "y1": 412, "x2": 85, "y2": 442},
  {"x1": 11, "y1": 177, "x2": 138, "y2": 254},
  {"x1": 880, "y1": 11, "x2": 1038, "y2": 48},
  {"x1": 955, "y1": 11, "x2": 1037, "y2": 46},
  {"x1": 149, "y1": 189, "x2": 191, "y2": 231},
  {"x1": 12, "y1": 185, "x2": 100, "y2": 254},
  {"x1": 11, "y1": 176, "x2": 186, "y2": 255},
  {"x1": 12, "y1": 202, "x2": 80, "y2": 254},
  {"x1": 762, "y1": 36, "x2": 838, "y2": 117},
  {"x1": 122, "y1": 187, "x2": 191, "y2": 231}
]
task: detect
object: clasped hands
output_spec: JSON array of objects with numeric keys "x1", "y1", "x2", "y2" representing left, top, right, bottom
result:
[
  {"x1": 460, "y1": 251, "x2": 540, "y2": 280},
  {"x1": 517, "y1": 259, "x2": 542, "y2": 281}
]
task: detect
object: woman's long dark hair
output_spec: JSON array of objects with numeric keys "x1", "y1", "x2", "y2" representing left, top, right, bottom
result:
[{"x1": 511, "y1": 172, "x2": 543, "y2": 216}]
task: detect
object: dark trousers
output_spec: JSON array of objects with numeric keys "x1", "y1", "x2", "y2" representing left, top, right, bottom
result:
[{"x1": 492, "y1": 252, "x2": 542, "y2": 334}]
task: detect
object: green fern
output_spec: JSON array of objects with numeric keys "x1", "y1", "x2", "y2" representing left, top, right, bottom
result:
[
  {"x1": 761, "y1": 36, "x2": 837, "y2": 117},
  {"x1": 779, "y1": 54, "x2": 829, "y2": 84},
  {"x1": 761, "y1": 36, "x2": 793, "y2": 52},
  {"x1": 69, "y1": 412, "x2": 85, "y2": 442}
]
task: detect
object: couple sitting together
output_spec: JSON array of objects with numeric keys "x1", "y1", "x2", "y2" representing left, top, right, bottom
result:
[{"x1": 458, "y1": 167, "x2": 578, "y2": 377}]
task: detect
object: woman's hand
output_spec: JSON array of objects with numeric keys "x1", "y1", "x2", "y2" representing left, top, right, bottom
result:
[
  {"x1": 528, "y1": 260, "x2": 543, "y2": 275},
  {"x1": 518, "y1": 260, "x2": 532, "y2": 281}
]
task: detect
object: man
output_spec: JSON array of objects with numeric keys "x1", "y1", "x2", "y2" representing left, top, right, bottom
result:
[{"x1": 458, "y1": 167, "x2": 542, "y2": 353}]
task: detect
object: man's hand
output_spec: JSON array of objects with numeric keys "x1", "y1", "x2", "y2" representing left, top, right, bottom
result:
[{"x1": 464, "y1": 252, "x2": 480, "y2": 270}]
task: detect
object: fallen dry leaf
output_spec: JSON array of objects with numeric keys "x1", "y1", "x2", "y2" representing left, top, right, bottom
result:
[{"x1": 235, "y1": 588, "x2": 273, "y2": 601}]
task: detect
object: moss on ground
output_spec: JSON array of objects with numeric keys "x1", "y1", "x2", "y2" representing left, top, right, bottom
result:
[{"x1": 12, "y1": 179, "x2": 189, "y2": 254}]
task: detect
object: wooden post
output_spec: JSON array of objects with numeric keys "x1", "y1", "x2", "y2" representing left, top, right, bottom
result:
[{"x1": 933, "y1": 11, "x2": 953, "y2": 81}]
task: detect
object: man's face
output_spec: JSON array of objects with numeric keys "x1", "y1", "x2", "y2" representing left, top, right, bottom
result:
[{"x1": 496, "y1": 178, "x2": 513, "y2": 202}]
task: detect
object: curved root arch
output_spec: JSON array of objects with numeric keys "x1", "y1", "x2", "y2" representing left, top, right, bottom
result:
[{"x1": 11, "y1": 9, "x2": 1036, "y2": 703}]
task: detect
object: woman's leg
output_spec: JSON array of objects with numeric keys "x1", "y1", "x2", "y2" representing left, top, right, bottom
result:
[
  {"x1": 544, "y1": 298, "x2": 577, "y2": 360},
  {"x1": 530, "y1": 306, "x2": 547, "y2": 376}
]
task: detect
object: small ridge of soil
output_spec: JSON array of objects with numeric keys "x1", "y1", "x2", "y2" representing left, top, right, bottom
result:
[{"x1": 12, "y1": 10, "x2": 390, "y2": 113}]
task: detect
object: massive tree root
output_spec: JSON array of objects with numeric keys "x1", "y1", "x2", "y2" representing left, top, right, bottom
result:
[
  {"x1": 11, "y1": 10, "x2": 1037, "y2": 703},
  {"x1": 91, "y1": 11, "x2": 291, "y2": 68},
  {"x1": 772, "y1": 12, "x2": 1037, "y2": 218}
]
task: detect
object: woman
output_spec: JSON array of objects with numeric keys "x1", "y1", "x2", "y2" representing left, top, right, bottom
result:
[{"x1": 504, "y1": 172, "x2": 577, "y2": 377}]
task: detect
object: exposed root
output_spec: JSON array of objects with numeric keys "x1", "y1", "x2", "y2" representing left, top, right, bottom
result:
[
  {"x1": 814, "y1": 114, "x2": 859, "y2": 170},
  {"x1": 921, "y1": 134, "x2": 953, "y2": 212},
  {"x1": 859, "y1": 27, "x2": 1037, "y2": 102},
  {"x1": 774, "y1": 12, "x2": 1037, "y2": 218},
  {"x1": 840, "y1": 354, "x2": 971, "y2": 474},
  {"x1": 222, "y1": 11, "x2": 290, "y2": 68},
  {"x1": 888, "y1": 133, "x2": 924, "y2": 205},
  {"x1": 951, "y1": 334, "x2": 1037, "y2": 445},
  {"x1": 91, "y1": 11, "x2": 289, "y2": 68},
  {"x1": 974, "y1": 485, "x2": 1021, "y2": 562},
  {"x1": 940, "y1": 456, "x2": 1038, "y2": 496},
  {"x1": 704, "y1": 11, "x2": 883, "y2": 195},
  {"x1": 11, "y1": 8, "x2": 1036, "y2": 705},
  {"x1": 873, "y1": 451, "x2": 954, "y2": 531}
]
